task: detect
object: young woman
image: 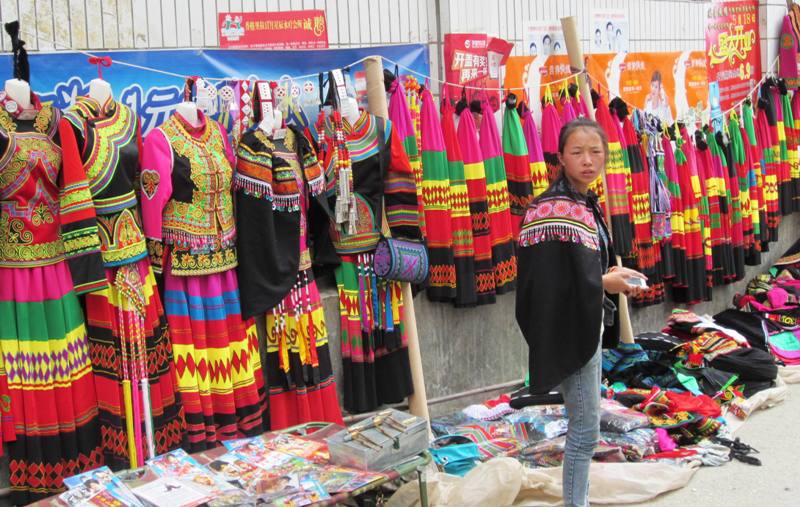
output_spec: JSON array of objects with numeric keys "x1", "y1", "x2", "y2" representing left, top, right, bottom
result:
[{"x1": 515, "y1": 118, "x2": 646, "y2": 507}]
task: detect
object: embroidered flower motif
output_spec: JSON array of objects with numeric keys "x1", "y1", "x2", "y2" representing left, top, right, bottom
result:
[{"x1": 140, "y1": 169, "x2": 160, "y2": 200}]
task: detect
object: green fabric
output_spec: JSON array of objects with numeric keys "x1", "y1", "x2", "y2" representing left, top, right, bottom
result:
[
  {"x1": 675, "y1": 371, "x2": 702, "y2": 395},
  {"x1": 501, "y1": 107, "x2": 528, "y2": 157},
  {"x1": 770, "y1": 331, "x2": 800, "y2": 351},
  {"x1": 0, "y1": 293, "x2": 84, "y2": 341}
]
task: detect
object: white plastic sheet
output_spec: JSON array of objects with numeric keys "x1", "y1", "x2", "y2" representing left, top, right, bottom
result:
[{"x1": 387, "y1": 457, "x2": 698, "y2": 507}]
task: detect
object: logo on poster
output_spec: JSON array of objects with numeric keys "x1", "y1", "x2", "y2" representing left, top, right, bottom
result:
[{"x1": 220, "y1": 14, "x2": 245, "y2": 41}]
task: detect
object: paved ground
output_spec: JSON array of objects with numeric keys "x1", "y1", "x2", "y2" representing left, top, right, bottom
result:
[{"x1": 618, "y1": 382, "x2": 800, "y2": 507}]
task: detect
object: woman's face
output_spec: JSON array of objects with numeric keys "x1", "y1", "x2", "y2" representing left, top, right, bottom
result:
[{"x1": 558, "y1": 128, "x2": 606, "y2": 191}]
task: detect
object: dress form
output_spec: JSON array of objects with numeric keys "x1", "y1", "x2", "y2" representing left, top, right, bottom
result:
[
  {"x1": 4, "y1": 78, "x2": 30, "y2": 109},
  {"x1": 175, "y1": 101, "x2": 200, "y2": 128},
  {"x1": 88, "y1": 78, "x2": 113, "y2": 105},
  {"x1": 341, "y1": 96, "x2": 360, "y2": 125}
]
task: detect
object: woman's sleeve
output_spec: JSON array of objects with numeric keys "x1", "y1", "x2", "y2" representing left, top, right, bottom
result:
[
  {"x1": 139, "y1": 128, "x2": 173, "y2": 272},
  {"x1": 58, "y1": 118, "x2": 107, "y2": 294}
]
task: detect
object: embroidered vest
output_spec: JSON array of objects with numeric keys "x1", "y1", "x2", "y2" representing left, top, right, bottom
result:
[
  {"x1": 64, "y1": 98, "x2": 146, "y2": 267},
  {"x1": 158, "y1": 114, "x2": 236, "y2": 275},
  {"x1": 0, "y1": 104, "x2": 66, "y2": 267}
]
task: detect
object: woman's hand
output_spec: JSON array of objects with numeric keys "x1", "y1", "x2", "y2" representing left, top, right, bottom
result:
[{"x1": 603, "y1": 267, "x2": 648, "y2": 297}]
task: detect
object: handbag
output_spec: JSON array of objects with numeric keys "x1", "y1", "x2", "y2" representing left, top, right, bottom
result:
[{"x1": 372, "y1": 236, "x2": 429, "y2": 284}]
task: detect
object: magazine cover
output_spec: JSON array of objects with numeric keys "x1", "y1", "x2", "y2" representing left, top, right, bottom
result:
[
  {"x1": 228, "y1": 441, "x2": 314, "y2": 476},
  {"x1": 146, "y1": 449, "x2": 250, "y2": 507},
  {"x1": 269, "y1": 475, "x2": 330, "y2": 507},
  {"x1": 62, "y1": 466, "x2": 143, "y2": 507},
  {"x1": 313, "y1": 466, "x2": 385, "y2": 493},
  {"x1": 130, "y1": 477, "x2": 213, "y2": 507},
  {"x1": 263, "y1": 433, "x2": 330, "y2": 463}
]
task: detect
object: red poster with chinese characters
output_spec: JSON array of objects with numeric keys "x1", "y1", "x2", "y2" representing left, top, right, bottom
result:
[
  {"x1": 443, "y1": 34, "x2": 512, "y2": 110},
  {"x1": 705, "y1": 0, "x2": 760, "y2": 111},
  {"x1": 219, "y1": 10, "x2": 329, "y2": 49}
]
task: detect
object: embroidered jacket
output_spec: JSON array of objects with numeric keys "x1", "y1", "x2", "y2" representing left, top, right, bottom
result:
[
  {"x1": 140, "y1": 111, "x2": 237, "y2": 276},
  {"x1": 516, "y1": 176, "x2": 619, "y2": 394},
  {"x1": 234, "y1": 126, "x2": 337, "y2": 319},
  {"x1": 0, "y1": 92, "x2": 105, "y2": 293},
  {"x1": 322, "y1": 110, "x2": 421, "y2": 255},
  {"x1": 63, "y1": 96, "x2": 146, "y2": 267}
]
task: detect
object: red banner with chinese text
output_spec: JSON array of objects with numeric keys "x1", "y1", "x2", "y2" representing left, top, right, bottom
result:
[
  {"x1": 705, "y1": 0, "x2": 761, "y2": 111},
  {"x1": 443, "y1": 34, "x2": 511, "y2": 110},
  {"x1": 218, "y1": 10, "x2": 329, "y2": 49}
]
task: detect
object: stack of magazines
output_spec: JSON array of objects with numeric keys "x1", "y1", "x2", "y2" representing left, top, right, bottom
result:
[{"x1": 53, "y1": 431, "x2": 387, "y2": 507}]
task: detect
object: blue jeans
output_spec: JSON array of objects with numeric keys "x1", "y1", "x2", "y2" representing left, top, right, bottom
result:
[{"x1": 559, "y1": 341, "x2": 602, "y2": 507}]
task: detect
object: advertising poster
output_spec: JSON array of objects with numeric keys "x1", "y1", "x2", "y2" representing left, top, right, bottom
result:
[
  {"x1": 219, "y1": 10, "x2": 328, "y2": 49},
  {"x1": 443, "y1": 33, "x2": 511, "y2": 110},
  {"x1": 705, "y1": 0, "x2": 761, "y2": 112},
  {"x1": 504, "y1": 51, "x2": 708, "y2": 125},
  {"x1": 1, "y1": 44, "x2": 429, "y2": 136},
  {"x1": 523, "y1": 21, "x2": 567, "y2": 57},
  {"x1": 591, "y1": 9, "x2": 630, "y2": 54}
]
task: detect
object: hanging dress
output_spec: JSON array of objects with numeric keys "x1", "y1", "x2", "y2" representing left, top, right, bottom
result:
[
  {"x1": 63, "y1": 96, "x2": 186, "y2": 469},
  {"x1": 140, "y1": 111, "x2": 266, "y2": 451},
  {"x1": 502, "y1": 96, "x2": 533, "y2": 239},
  {"x1": 441, "y1": 95, "x2": 477, "y2": 307},
  {"x1": 596, "y1": 98, "x2": 634, "y2": 257},
  {"x1": 519, "y1": 104, "x2": 550, "y2": 201},
  {"x1": 322, "y1": 110, "x2": 420, "y2": 413},
  {"x1": 456, "y1": 106, "x2": 496, "y2": 304},
  {"x1": 234, "y1": 126, "x2": 343, "y2": 430},
  {"x1": 0, "y1": 94, "x2": 105, "y2": 503},
  {"x1": 419, "y1": 88, "x2": 457, "y2": 302},
  {"x1": 742, "y1": 101, "x2": 768, "y2": 260},
  {"x1": 479, "y1": 99, "x2": 517, "y2": 293}
]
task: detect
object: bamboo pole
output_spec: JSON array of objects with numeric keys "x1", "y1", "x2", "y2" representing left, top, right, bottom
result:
[
  {"x1": 561, "y1": 16, "x2": 635, "y2": 344},
  {"x1": 363, "y1": 56, "x2": 431, "y2": 422}
]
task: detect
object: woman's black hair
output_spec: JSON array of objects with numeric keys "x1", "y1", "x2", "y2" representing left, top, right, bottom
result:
[
  {"x1": 651, "y1": 70, "x2": 663, "y2": 84},
  {"x1": 557, "y1": 117, "x2": 609, "y2": 158}
]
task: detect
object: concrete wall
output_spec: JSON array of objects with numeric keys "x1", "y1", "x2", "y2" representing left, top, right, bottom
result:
[{"x1": 317, "y1": 213, "x2": 800, "y2": 417}]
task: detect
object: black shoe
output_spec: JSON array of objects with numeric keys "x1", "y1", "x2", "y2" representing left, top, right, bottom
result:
[{"x1": 509, "y1": 387, "x2": 564, "y2": 409}]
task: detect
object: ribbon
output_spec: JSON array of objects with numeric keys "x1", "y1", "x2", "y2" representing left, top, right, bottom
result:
[{"x1": 88, "y1": 56, "x2": 112, "y2": 79}]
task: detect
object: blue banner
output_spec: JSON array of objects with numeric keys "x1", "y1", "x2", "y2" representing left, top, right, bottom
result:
[{"x1": 0, "y1": 44, "x2": 429, "y2": 134}]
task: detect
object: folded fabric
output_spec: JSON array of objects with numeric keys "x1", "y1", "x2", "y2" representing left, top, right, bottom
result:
[
  {"x1": 713, "y1": 309, "x2": 769, "y2": 351},
  {"x1": 603, "y1": 343, "x2": 650, "y2": 375},
  {"x1": 664, "y1": 390, "x2": 722, "y2": 418},
  {"x1": 709, "y1": 347, "x2": 778, "y2": 381}
]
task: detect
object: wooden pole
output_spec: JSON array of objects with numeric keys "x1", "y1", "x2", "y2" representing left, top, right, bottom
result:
[
  {"x1": 561, "y1": 16, "x2": 636, "y2": 344},
  {"x1": 363, "y1": 56, "x2": 431, "y2": 422}
]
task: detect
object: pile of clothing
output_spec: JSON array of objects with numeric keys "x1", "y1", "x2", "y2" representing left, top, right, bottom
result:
[{"x1": 428, "y1": 243, "x2": 800, "y2": 477}]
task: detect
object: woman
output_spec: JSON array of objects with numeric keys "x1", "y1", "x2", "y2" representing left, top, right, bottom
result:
[{"x1": 516, "y1": 118, "x2": 646, "y2": 507}]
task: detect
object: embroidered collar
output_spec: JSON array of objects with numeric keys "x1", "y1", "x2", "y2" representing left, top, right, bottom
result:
[
  {"x1": 0, "y1": 91, "x2": 42, "y2": 120},
  {"x1": 174, "y1": 109, "x2": 208, "y2": 137},
  {"x1": 76, "y1": 95, "x2": 118, "y2": 119}
]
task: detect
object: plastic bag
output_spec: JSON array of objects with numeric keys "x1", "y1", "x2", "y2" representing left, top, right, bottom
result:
[
  {"x1": 599, "y1": 429, "x2": 659, "y2": 461},
  {"x1": 600, "y1": 399, "x2": 650, "y2": 433}
]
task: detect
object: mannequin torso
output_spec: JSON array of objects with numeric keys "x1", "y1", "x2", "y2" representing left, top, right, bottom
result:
[
  {"x1": 175, "y1": 101, "x2": 200, "y2": 128},
  {"x1": 4, "y1": 78, "x2": 31, "y2": 109},
  {"x1": 88, "y1": 78, "x2": 113, "y2": 106},
  {"x1": 341, "y1": 96, "x2": 360, "y2": 125}
]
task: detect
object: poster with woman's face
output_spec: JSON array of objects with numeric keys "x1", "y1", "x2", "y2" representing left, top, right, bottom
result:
[
  {"x1": 523, "y1": 20, "x2": 566, "y2": 57},
  {"x1": 591, "y1": 9, "x2": 629, "y2": 54}
]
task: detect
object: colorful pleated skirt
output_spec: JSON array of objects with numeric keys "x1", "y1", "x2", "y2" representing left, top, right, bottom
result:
[
  {"x1": 162, "y1": 260, "x2": 267, "y2": 452},
  {"x1": 264, "y1": 268, "x2": 343, "y2": 430},
  {"x1": 84, "y1": 259, "x2": 186, "y2": 469},
  {"x1": 0, "y1": 262, "x2": 102, "y2": 505},
  {"x1": 336, "y1": 254, "x2": 413, "y2": 413}
]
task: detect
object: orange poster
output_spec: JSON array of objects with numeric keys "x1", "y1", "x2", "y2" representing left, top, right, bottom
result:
[{"x1": 504, "y1": 52, "x2": 708, "y2": 123}]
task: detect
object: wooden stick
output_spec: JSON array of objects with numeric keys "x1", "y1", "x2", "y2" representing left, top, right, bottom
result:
[
  {"x1": 561, "y1": 15, "x2": 635, "y2": 344},
  {"x1": 363, "y1": 56, "x2": 431, "y2": 423},
  {"x1": 122, "y1": 379, "x2": 138, "y2": 468}
]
